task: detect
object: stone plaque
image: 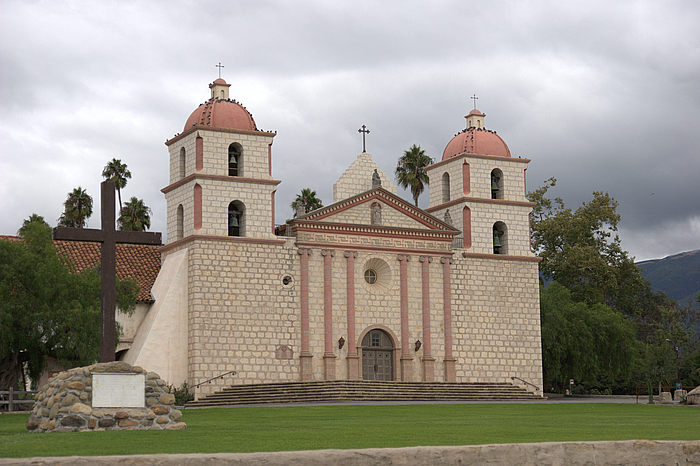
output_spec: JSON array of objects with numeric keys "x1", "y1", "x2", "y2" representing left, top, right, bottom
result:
[{"x1": 92, "y1": 373, "x2": 145, "y2": 408}]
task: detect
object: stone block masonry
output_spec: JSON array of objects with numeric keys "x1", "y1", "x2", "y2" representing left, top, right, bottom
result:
[{"x1": 26, "y1": 362, "x2": 185, "y2": 432}]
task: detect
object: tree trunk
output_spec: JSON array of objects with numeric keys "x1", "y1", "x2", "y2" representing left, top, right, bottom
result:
[
  {"x1": 0, "y1": 355, "x2": 20, "y2": 390},
  {"x1": 117, "y1": 187, "x2": 123, "y2": 212}
]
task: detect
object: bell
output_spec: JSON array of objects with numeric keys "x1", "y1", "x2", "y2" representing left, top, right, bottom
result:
[
  {"x1": 491, "y1": 180, "x2": 500, "y2": 190},
  {"x1": 493, "y1": 232, "x2": 502, "y2": 247}
]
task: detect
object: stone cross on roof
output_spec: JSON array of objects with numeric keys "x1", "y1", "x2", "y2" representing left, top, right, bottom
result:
[
  {"x1": 216, "y1": 62, "x2": 225, "y2": 78},
  {"x1": 53, "y1": 181, "x2": 162, "y2": 362}
]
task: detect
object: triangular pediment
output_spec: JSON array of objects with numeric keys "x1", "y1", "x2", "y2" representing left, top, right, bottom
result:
[{"x1": 292, "y1": 188, "x2": 459, "y2": 234}]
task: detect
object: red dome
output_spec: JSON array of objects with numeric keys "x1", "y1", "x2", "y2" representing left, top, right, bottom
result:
[
  {"x1": 442, "y1": 128, "x2": 511, "y2": 160},
  {"x1": 184, "y1": 99, "x2": 257, "y2": 132}
]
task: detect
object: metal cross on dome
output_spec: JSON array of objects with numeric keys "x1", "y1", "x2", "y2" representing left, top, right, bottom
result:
[
  {"x1": 470, "y1": 94, "x2": 479, "y2": 109},
  {"x1": 216, "y1": 62, "x2": 225, "y2": 78},
  {"x1": 358, "y1": 124, "x2": 370, "y2": 153}
]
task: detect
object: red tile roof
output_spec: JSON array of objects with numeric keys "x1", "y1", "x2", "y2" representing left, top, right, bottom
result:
[{"x1": 0, "y1": 235, "x2": 160, "y2": 303}]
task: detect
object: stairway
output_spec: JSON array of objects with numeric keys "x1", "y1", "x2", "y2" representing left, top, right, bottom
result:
[{"x1": 186, "y1": 380, "x2": 544, "y2": 407}]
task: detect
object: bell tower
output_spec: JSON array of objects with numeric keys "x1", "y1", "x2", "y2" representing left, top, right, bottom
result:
[
  {"x1": 425, "y1": 107, "x2": 534, "y2": 257},
  {"x1": 162, "y1": 78, "x2": 280, "y2": 244}
]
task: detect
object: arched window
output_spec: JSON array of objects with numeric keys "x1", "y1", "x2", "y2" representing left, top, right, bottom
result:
[
  {"x1": 228, "y1": 143, "x2": 242, "y2": 176},
  {"x1": 176, "y1": 204, "x2": 184, "y2": 240},
  {"x1": 493, "y1": 221, "x2": 507, "y2": 255},
  {"x1": 442, "y1": 172, "x2": 450, "y2": 203},
  {"x1": 179, "y1": 147, "x2": 186, "y2": 179},
  {"x1": 220, "y1": 90, "x2": 225, "y2": 99},
  {"x1": 491, "y1": 168, "x2": 504, "y2": 200},
  {"x1": 228, "y1": 200, "x2": 245, "y2": 237}
]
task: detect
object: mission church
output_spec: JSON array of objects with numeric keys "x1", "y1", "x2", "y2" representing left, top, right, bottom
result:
[{"x1": 105, "y1": 77, "x2": 544, "y2": 399}]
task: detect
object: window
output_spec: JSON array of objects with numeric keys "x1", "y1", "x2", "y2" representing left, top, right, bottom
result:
[
  {"x1": 179, "y1": 147, "x2": 186, "y2": 179},
  {"x1": 228, "y1": 143, "x2": 242, "y2": 176},
  {"x1": 493, "y1": 221, "x2": 507, "y2": 255},
  {"x1": 364, "y1": 269, "x2": 377, "y2": 284},
  {"x1": 491, "y1": 168, "x2": 504, "y2": 200},
  {"x1": 176, "y1": 204, "x2": 183, "y2": 240},
  {"x1": 442, "y1": 172, "x2": 450, "y2": 203},
  {"x1": 228, "y1": 200, "x2": 245, "y2": 236}
]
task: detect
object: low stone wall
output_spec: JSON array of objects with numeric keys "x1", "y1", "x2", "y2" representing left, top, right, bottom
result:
[
  {"x1": 26, "y1": 361, "x2": 186, "y2": 432},
  {"x1": 1, "y1": 440, "x2": 699, "y2": 465},
  {"x1": 687, "y1": 386, "x2": 700, "y2": 405}
]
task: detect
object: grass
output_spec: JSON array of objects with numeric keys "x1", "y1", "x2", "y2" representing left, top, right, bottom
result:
[{"x1": 1, "y1": 403, "x2": 699, "y2": 458}]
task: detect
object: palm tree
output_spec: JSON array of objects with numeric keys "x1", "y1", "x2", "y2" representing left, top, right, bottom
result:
[
  {"x1": 291, "y1": 188, "x2": 323, "y2": 217},
  {"x1": 395, "y1": 144, "x2": 433, "y2": 206},
  {"x1": 118, "y1": 197, "x2": 152, "y2": 231},
  {"x1": 18, "y1": 213, "x2": 49, "y2": 236},
  {"x1": 102, "y1": 158, "x2": 132, "y2": 211},
  {"x1": 58, "y1": 187, "x2": 93, "y2": 228}
]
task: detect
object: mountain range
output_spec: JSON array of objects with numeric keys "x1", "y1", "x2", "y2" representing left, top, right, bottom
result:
[{"x1": 637, "y1": 249, "x2": 700, "y2": 310}]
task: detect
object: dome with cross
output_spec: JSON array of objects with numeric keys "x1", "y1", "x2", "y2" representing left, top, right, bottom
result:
[
  {"x1": 183, "y1": 78, "x2": 258, "y2": 132},
  {"x1": 441, "y1": 108, "x2": 511, "y2": 160}
]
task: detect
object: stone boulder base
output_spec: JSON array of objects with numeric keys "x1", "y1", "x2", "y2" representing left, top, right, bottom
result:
[
  {"x1": 687, "y1": 386, "x2": 700, "y2": 405},
  {"x1": 26, "y1": 361, "x2": 186, "y2": 433}
]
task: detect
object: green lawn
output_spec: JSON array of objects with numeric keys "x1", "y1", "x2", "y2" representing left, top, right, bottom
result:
[{"x1": 1, "y1": 403, "x2": 699, "y2": 458}]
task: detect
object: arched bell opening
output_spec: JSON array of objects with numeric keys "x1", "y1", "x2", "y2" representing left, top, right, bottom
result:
[
  {"x1": 228, "y1": 200, "x2": 245, "y2": 237},
  {"x1": 493, "y1": 221, "x2": 508, "y2": 255},
  {"x1": 491, "y1": 168, "x2": 504, "y2": 200},
  {"x1": 228, "y1": 143, "x2": 243, "y2": 177}
]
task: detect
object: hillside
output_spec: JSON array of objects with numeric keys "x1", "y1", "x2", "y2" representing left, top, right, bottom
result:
[{"x1": 637, "y1": 249, "x2": 700, "y2": 309}]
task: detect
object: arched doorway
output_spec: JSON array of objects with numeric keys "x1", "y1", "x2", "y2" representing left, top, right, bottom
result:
[{"x1": 361, "y1": 329, "x2": 394, "y2": 381}]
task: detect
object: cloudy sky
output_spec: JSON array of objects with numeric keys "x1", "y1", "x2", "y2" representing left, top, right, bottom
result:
[{"x1": 1, "y1": 0, "x2": 698, "y2": 261}]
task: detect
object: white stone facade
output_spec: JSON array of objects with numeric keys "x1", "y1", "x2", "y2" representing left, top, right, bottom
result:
[{"x1": 123, "y1": 83, "x2": 543, "y2": 399}]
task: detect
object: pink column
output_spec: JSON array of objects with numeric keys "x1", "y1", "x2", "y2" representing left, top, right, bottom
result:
[
  {"x1": 441, "y1": 257, "x2": 456, "y2": 381},
  {"x1": 344, "y1": 251, "x2": 359, "y2": 379},
  {"x1": 193, "y1": 184, "x2": 202, "y2": 231},
  {"x1": 298, "y1": 248, "x2": 312, "y2": 380},
  {"x1": 321, "y1": 249, "x2": 336, "y2": 380},
  {"x1": 397, "y1": 254, "x2": 413, "y2": 381},
  {"x1": 271, "y1": 191, "x2": 276, "y2": 233},
  {"x1": 419, "y1": 256, "x2": 435, "y2": 381}
]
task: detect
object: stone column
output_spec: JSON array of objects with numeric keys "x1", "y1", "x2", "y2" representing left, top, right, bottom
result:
[
  {"x1": 397, "y1": 254, "x2": 413, "y2": 381},
  {"x1": 298, "y1": 248, "x2": 313, "y2": 381},
  {"x1": 441, "y1": 257, "x2": 456, "y2": 381},
  {"x1": 420, "y1": 256, "x2": 435, "y2": 381},
  {"x1": 344, "y1": 251, "x2": 359, "y2": 379},
  {"x1": 321, "y1": 249, "x2": 336, "y2": 380}
]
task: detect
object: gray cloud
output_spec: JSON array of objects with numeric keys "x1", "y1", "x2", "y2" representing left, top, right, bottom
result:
[{"x1": 1, "y1": 0, "x2": 699, "y2": 261}]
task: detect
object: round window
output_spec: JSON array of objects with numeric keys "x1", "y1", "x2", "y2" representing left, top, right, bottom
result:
[
  {"x1": 364, "y1": 269, "x2": 377, "y2": 284},
  {"x1": 282, "y1": 275, "x2": 292, "y2": 286}
]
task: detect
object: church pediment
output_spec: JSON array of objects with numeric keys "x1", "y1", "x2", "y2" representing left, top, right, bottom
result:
[{"x1": 289, "y1": 188, "x2": 459, "y2": 238}]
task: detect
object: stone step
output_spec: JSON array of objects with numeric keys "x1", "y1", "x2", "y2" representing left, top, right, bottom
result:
[{"x1": 186, "y1": 381, "x2": 543, "y2": 408}]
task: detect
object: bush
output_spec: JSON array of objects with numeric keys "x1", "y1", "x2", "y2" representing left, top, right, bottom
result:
[{"x1": 168, "y1": 382, "x2": 194, "y2": 406}]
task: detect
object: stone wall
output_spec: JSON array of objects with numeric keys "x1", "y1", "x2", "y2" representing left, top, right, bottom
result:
[
  {"x1": 187, "y1": 238, "x2": 299, "y2": 397},
  {"x1": 4, "y1": 440, "x2": 700, "y2": 465},
  {"x1": 452, "y1": 256, "x2": 542, "y2": 392},
  {"x1": 26, "y1": 362, "x2": 185, "y2": 432}
]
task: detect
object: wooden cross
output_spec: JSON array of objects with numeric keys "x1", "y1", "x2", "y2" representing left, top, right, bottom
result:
[
  {"x1": 216, "y1": 62, "x2": 225, "y2": 78},
  {"x1": 470, "y1": 94, "x2": 478, "y2": 109},
  {"x1": 53, "y1": 181, "x2": 162, "y2": 362},
  {"x1": 358, "y1": 124, "x2": 370, "y2": 153}
]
